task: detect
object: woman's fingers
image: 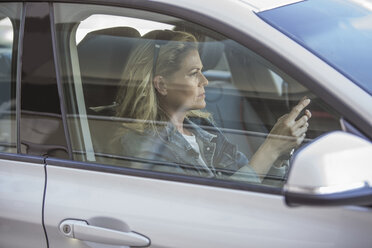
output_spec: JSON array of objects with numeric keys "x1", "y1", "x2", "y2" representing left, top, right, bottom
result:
[
  {"x1": 296, "y1": 133, "x2": 306, "y2": 146},
  {"x1": 287, "y1": 98, "x2": 311, "y2": 121},
  {"x1": 288, "y1": 99, "x2": 311, "y2": 138},
  {"x1": 277, "y1": 113, "x2": 288, "y2": 121},
  {"x1": 292, "y1": 111, "x2": 310, "y2": 137},
  {"x1": 293, "y1": 115, "x2": 308, "y2": 129},
  {"x1": 267, "y1": 97, "x2": 311, "y2": 155},
  {"x1": 292, "y1": 122, "x2": 308, "y2": 137}
]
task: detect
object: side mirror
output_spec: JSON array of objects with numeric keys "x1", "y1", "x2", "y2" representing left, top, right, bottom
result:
[{"x1": 284, "y1": 131, "x2": 372, "y2": 207}]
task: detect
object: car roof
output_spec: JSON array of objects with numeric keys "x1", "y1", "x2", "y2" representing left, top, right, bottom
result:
[
  {"x1": 238, "y1": 0, "x2": 304, "y2": 12},
  {"x1": 4, "y1": 0, "x2": 303, "y2": 13}
]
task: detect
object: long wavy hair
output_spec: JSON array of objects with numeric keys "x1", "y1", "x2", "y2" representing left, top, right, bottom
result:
[{"x1": 116, "y1": 30, "x2": 210, "y2": 134}]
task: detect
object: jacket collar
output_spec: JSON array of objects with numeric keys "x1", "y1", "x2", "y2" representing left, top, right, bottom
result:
[{"x1": 164, "y1": 118, "x2": 216, "y2": 151}]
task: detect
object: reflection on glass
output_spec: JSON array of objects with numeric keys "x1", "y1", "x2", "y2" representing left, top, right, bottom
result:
[
  {"x1": 258, "y1": 0, "x2": 372, "y2": 95},
  {"x1": 0, "y1": 14, "x2": 17, "y2": 153},
  {"x1": 56, "y1": 3, "x2": 342, "y2": 188},
  {"x1": 76, "y1": 15, "x2": 174, "y2": 44}
]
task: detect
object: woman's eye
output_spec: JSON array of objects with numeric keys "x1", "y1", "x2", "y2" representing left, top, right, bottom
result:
[{"x1": 191, "y1": 70, "x2": 199, "y2": 76}]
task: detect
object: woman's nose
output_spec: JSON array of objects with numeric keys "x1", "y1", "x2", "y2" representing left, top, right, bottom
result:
[{"x1": 200, "y1": 72, "x2": 208, "y2": 86}]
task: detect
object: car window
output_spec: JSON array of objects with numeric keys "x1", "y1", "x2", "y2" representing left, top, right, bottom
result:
[
  {"x1": 18, "y1": 2, "x2": 70, "y2": 158},
  {"x1": 0, "y1": 4, "x2": 21, "y2": 153},
  {"x1": 54, "y1": 3, "x2": 342, "y2": 188},
  {"x1": 258, "y1": 0, "x2": 372, "y2": 95}
]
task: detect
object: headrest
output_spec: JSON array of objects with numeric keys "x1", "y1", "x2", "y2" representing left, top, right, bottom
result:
[
  {"x1": 77, "y1": 27, "x2": 141, "y2": 113},
  {"x1": 199, "y1": 39, "x2": 225, "y2": 71},
  {"x1": 173, "y1": 26, "x2": 224, "y2": 71},
  {"x1": 87, "y1": 27, "x2": 140, "y2": 38},
  {"x1": 78, "y1": 27, "x2": 141, "y2": 84}
]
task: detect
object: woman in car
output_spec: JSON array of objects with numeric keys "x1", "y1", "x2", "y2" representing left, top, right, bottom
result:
[{"x1": 116, "y1": 30, "x2": 311, "y2": 183}]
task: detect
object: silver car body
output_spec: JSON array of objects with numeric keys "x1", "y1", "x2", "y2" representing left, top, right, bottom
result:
[{"x1": 1, "y1": 0, "x2": 372, "y2": 247}]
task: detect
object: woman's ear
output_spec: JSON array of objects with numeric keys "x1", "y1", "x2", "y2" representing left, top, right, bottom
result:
[{"x1": 153, "y1": 76, "x2": 167, "y2": 96}]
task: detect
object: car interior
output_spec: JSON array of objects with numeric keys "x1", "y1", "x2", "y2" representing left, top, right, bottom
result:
[
  {"x1": 53, "y1": 4, "x2": 342, "y2": 182},
  {"x1": 74, "y1": 24, "x2": 270, "y2": 162}
]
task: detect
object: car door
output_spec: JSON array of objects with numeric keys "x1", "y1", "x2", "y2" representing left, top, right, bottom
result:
[
  {"x1": 0, "y1": 2, "x2": 48, "y2": 248},
  {"x1": 42, "y1": 1, "x2": 372, "y2": 248}
]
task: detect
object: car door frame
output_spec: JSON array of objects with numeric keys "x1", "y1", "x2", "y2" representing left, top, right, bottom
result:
[
  {"x1": 0, "y1": 2, "x2": 48, "y2": 247},
  {"x1": 44, "y1": 0, "x2": 371, "y2": 185},
  {"x1": 40, "y1": 0, "x2": 372, "y2": 247}
]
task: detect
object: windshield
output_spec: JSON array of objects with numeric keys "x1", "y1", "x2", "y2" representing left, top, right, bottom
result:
[{"x1": 258, "y1": 0, "x2": 372, "y2": 95}]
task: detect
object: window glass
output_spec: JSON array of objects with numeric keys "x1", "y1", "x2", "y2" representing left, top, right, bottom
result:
[
  {"x1": 20, "y1": 2, "x2": 69, "y2": 158},
  {"x1": 0, "y1": 4, "x2": 21, "y2": 153},
  {"x1": 258, "y1": 0, "x2": 372, "y2": 95},
  {"x1": 54, "y1": 3, "x2": 342, "y2": 188}
]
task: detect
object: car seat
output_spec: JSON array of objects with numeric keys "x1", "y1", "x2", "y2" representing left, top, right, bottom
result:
[
  {"x1": 78, "y1": 27, "x2": 141, "y2": 115},
  {"x1": 200, "y1": 39, "x2": 268, "y2": 158},
  {"x1": 77, "y1": 27, "x2": 141, "y2": 161}
]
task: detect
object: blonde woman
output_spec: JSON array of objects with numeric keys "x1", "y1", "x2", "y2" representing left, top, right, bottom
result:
[{"x1": 116, "y1": 30, "x2": 311, "y2": 183}]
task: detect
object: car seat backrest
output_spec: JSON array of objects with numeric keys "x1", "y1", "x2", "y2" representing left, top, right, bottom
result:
[
  {"x1": 76, "y1": 27, "x2": 141, "y2": 161},
  {"x1": 224, "y1": 40, "x2": 282, "y2": 98},
  {"x1": 199, "y1": 38, "x2": 225, "y2": 71},
  {"x1": 205, "y1": 80, "x2": 268, "y2": 158},
  {"x1": 200, "y1": 40, "x2": 268, "y2": 158},
  {"x1": 77, "y1": 27, "x2": 141, "y2": 115}
]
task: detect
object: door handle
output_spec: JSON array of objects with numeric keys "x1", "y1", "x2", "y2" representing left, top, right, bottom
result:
[{"x1": 59, "y1": 219, "x2": 150, "y2": 247}]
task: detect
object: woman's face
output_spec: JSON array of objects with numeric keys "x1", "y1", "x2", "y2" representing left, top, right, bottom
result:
[{"x1": 161, "y1": 49, "x2": 208, "y2": 113}]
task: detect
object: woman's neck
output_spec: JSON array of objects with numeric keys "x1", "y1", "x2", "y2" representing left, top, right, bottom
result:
[
  {"x1": 166, "y1": 110, "x2": 193, "y2": 135},
  {"x1": 159, "y1": 102, "x2": 191, "y2": 135},
  {"x1": 170, "y1": 112, "x2": 190, "y2": 135}
]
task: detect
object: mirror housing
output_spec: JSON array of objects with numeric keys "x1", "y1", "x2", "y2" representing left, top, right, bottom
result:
[{"x1": 284, "y1": 131, "x2": 372, "y2": 207}]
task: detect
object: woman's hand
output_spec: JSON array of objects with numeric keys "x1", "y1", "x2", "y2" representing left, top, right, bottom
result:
[
  {"x1": 244, "y1": 97, "x2": 312, "y2": 181},
  {"x1": 265, "y1": 97, "x2": 312, "y2": 157}
]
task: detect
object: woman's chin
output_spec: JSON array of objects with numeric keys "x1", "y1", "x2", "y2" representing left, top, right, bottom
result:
[
  {"x1": 181, "y1": 101, "x2": 206, "y2": 111},
  {"x1": 194, "y1": 102, "x2": 206, "y2": 110}
]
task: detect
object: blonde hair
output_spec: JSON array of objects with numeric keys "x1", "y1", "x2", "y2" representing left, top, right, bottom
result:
[{"x1": 116, "y1": 30, "x2": 210, "y2": 134}]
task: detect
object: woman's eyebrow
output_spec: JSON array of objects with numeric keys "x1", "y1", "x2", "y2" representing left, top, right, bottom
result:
[{"x1": 188, "y1": 66, "x2": 202, "y2": 72}]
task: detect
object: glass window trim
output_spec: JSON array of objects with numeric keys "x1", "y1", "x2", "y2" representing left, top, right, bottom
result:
[
  {"x1": 52, "y1": 12, "x2": 96, "y2": 162},
  {"x1": 50, "y1": 2, "x2": 73, "y2": 160},
  {"x1": 15, "y1": 3, "x2": 25, "y2": 154}
]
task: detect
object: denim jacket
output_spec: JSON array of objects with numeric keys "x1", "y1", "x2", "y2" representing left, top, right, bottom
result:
[{"x1": 121, "y1": 117, "x2": 286, "y2": 185}]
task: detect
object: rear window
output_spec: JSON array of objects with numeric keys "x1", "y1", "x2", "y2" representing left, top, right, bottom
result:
[
  {"x1": 0, "y1": 3, "x2": 21, "y2": 153},
  {"x1": 258, "y1": 0, "x2": 372, "y2": 95}
]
